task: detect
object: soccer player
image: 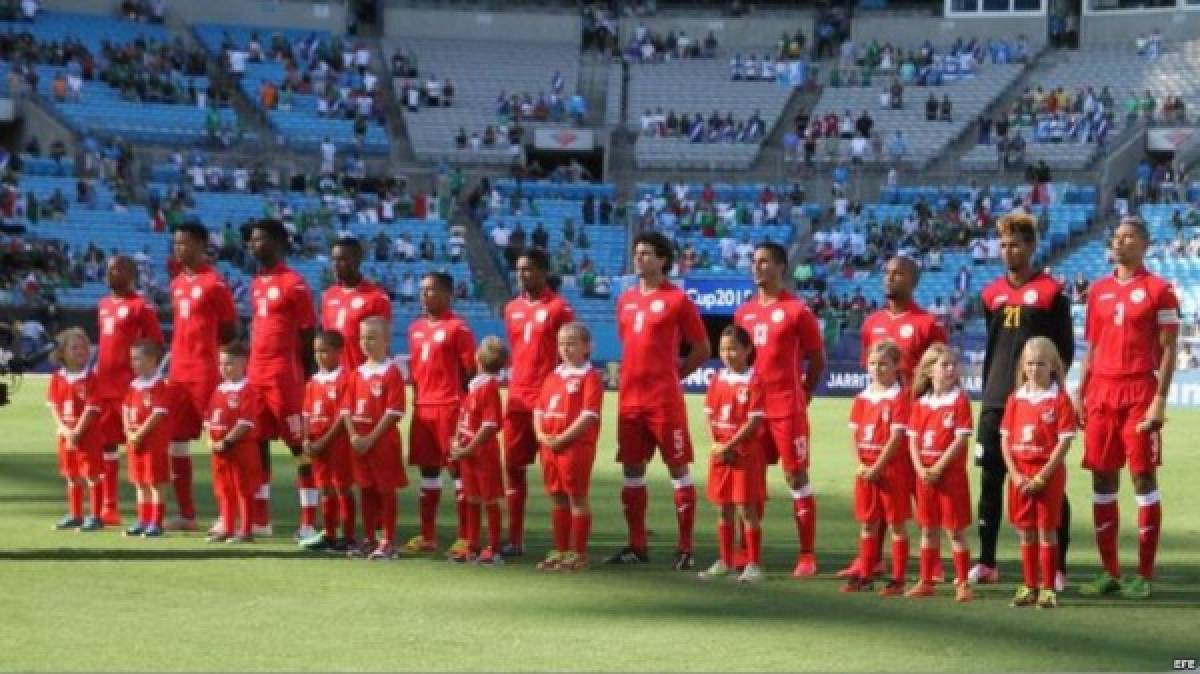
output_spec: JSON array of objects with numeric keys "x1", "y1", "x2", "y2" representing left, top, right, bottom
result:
[
  {"x1": 697, "y1": 325, "x2": 767, "y2": 584},
  {"x1": 1001, "y1": 337, "x2": 1075, "y2": 609},
  {"x1": 906, "y1": 344, "x2": 974, "y2": 602},
  {"x1": 204, "y1": 341, "x2": 263, "y2": 544},
  {"x1": 502, "y1": 247, "x2": 575, "y2": 556},
  {"x1": 95, "y1": 255, "x2": 164, "y2": 525},
  {"x1": 46, "y1": 328, "x2": 105, "y2": 531},
  {"x1": 1077, "y1": 216, "x2": 1179, "y2": 600},
  {"x1": 973, "y1": 213, "x2": 1075, "y2": 588},
  {"x1": 733, "y1": 242, "x2": 825, "y2": 576},
  {"x1": 844, "y1": 339, "x2": 912, "y2": 596},
  {"x1": 607, "y1": 231, "x2": 710, "y2": 570},
  {"x1": 300, "y1": 330, "x2": 357, "y2": 552},
  {"x1": 345, "y1": 316, "x2": 409, "y2": 560},
  {"x1": 167, "y1": 223, "x2": 237, "y2": 531},
  {"x1": 450, "y1": 336, "x2": 508, "y2": 565},
  {"x1": 407, "y1": 272, "x2": 476, "y2": 555},
  {"x1": 320, "y1": 238, "x2": 392, "y2": 370},
  {"x1": 844, "y1": 254, "x2": 944, "y2": 579},
  {"x1": 247, "y1": 218, "x2": 318, "y2": 538},
  {"x1": 534, "y1": 322, "x2": 603, "y2": 572},
  {"x1": 122, "y1": 339, "x2": 174, "y2": 538}
]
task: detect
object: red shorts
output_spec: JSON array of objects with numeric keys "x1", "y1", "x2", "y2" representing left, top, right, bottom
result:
[
  {"x1": 128, "y1": 444, "x2": 170, "y2": 485},
  {"x1": 172, "y1": 378, "x2": 217, "y2": 442},
  {"x1": 616, "y1": 403, "x2": 693, "y2": 467},
  {"x1": 1083, "y1": 375, "x2": 1161, "y2": 475},
  {"x1": 460, "y1": 445, "x2": 505, "y2": 501},
  {"x1": 1008, "y1": 464, "x2": 1066, "y2": 530},
  {"x1": 761, "y1": 413, "x2": 811, "y2": 473},
  {"x1": 706, "y1": 457, "x2": 767, "y2": 506},
  {"x1": 503, "y1": 408, "x2": 539, "y2": 468},
  {"x1": 408, "y1": 404, "x2": 459, "y2": 468},
  {"x1": 57, "y1": 436, "x2": 104, "y2": 480},
  {"x1": 540, "y1": 442, "x2": 596, "y2": 498},
  {"x1": 915, "y1": 466, "x2": 971, "y2": 531},
  {"x1": 854, "y1": 461, "x2": 911, "y2": 525},
  {"x1": 311, "y1": 436, "x2": 354, "y2": 489},
  {"x1": 351, "y1": 433, "x2": 407, "y2": 491},
  {"x1": 95, "y1": 398, "x2": 125, "y2": 447},
  {"x1": 252, "y1": 373, "x2": 304, "y2": 446}
]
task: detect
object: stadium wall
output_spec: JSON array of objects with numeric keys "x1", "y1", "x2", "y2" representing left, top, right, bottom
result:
[
  {"x1": 1081, "y1": 11, "x2": 1200, "y2": 46},
  {"x1": 851, "y1": 14, "x2": 1047, "y2": 50},
  {"x1": 382, "y1": 8, "x2": 580, "y2": 44},
  {"x1": 41, "y1": 0, "x2": 348, "y2": 30},
  {"x1": 615, "y1": 11, "x2": 816, "y2": 51}
]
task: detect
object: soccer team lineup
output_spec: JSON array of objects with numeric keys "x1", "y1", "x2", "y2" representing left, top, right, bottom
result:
[{"x1": 40, "y1": 212, "x2": 1178, "y2": 608}]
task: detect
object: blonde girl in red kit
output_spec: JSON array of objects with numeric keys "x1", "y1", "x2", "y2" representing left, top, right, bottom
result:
[
  {"x1": 906, "y1": 343, "x2": 974, "y2": 602},
  {"x1": 697, "y1": 325, "x2": 767, "y2": 584},
  {"x1": 45, "y1": 328, "x2": 106, "y2": 531},
  {"x1": 1001, "y1": 337, "x2": 1075, "y2": 609},
  {"x1": 844, "y1": 339, "x2": 913, "y2": 596}
]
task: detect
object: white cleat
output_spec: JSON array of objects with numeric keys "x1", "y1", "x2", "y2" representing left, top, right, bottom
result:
[
  {"x1": 967, "y1": 563, "x2": 1000, "y2": 585},
  {"x1": 1054, "y1": 570, "x2": 1066, "y2": 593},
  {"x1": 293, "y1": 525, "x2": 318, "y2": 542},
  {"x1": 697, "y1": 560, "x2": 731, "y2": 581},
  {"x1": 737, "y1": 563, "x2": 765, "y2": 584},
  {"x1": 251, "y1": 524, "x2": 274, "y2": 537}
]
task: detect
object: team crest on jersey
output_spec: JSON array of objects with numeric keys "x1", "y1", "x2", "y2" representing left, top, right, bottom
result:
[
  {"x1": 899, "y1": 324, "x2": 914, "y2": 338},
  {"x1": 227, "y1": 396, "x2": 239, "y2": 408},
  {"x1": 650, "y1": 299, "x2": 666, "y2": 313},
  {"x1": 433, "y1": 329, "x2": 446, "y2": 343},
  {"x1": 371, "y1": 382, "x2": 383, "y2": 397},
  {"x1": 117, "y1": 306, "x2": 130, "y2": 319},
  {"x1": 772, "y1": 308, "x2": 785, "y2": 323},
  {"x1": 1024, "y1": 289, "x2": 1038, "y2": 304},
  {"x1": 942, "y1": 414, "x2": 954, "y2": 429},
  {"x1": 327, "y1": 387, "x2": 338, "y2": 399},
  {"x1": 565, "y1": 378, "x2": 580, "y2": 394},
  {"x1": 1041, "y1": 409, "x2": 1056, "y2": 424},
  {"x1": 736, "y1": 387, "x2": 749, "y2": 404},
  {"x1": 536, "y1": 309, "x2": 548, "y2": 322},
  {"x1": 142, "y1": 395, "x2": 153, "y2": 408},
  {"x1": 1131, "y1": 288, "x2": 1146, "y2": 304},
  {"x1": 173, "y1": 288, "x2": 183, "y2": 298},
  {"x1": 882, "y1": 408, "x2": 891, "y2": 423},
  {"x1": 268, "y1": 286, "x2": 281, "y2": 300},
  {"x1": 191, "y1": 286, "x2": 203, "y2": 299},
  {"x1": 351, "y1": 297, "x2": 366, "y2": 310}
]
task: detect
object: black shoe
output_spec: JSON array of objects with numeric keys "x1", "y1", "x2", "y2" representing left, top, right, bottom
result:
[
  {"x1": 603, "y1": 546, "x2": 649, "y2": 565},
  {"x1": 500, "y1": 542, "x2": 525, "y2": 557},
  {"x1": 672, "y1": 549, "x2": 695, "y2": 571}
]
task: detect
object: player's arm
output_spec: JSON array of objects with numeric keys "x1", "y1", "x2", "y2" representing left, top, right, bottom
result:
[
  {"x1": 803, "y1": 346, "x2": 826, "y2": 403},
  {"x1": 550, "y1": 375, "x2": 603, "y2": 451},
  {"x1": 361, "y1": 409, "x2": 402, "y2": 450},
  {"x1": 1140, "y1": 321, "x2": 1178, "y2": 432},
  {"x1": 298, "y1": 327, "x2": 316, "y2": 379},
  {"x1": 1049, "y1": 291, "x2": 1075, "y2": 369},
  {"x1": 457, "y1": 421, "x2": 499, "y2": 457},
  {"x1": 533, "y1": 410, "x2": 550, "y2": 445},
  {"x1": 679, "y1": 302, "x2": 711, "y2": 377},
  {"x1": 905, "y1": 428, "x2": 925, "y2": 480},
  {"x1": 313, "y1": 410, "x2": 348, "y2": 451},
  {"x1": 720, "y1": 413, "x2": 762, "y2": 460},
  {"x1": 46, "y1": 405, "x2": 70, "y2": 439},
  {"x1": 131, "y1": 408, "x2": 168, "y2": 444},
  {"x1": 867, "y1": 425, "x2": 906, "y2": 481},
  {"x1": 218, "y1": 418, "x2": 254, "y2": 449},
  {"x1": 71, "y1": 406, "x2": 100, "y2": 444},
  {"x1": 1074, "y1": 344, "x2": 1092, "y2": 429},
  {"x1": 1033, "y1": 435, "x2": 1073, "y2": 493},
  {"x1": 931, "y1": 432, "x2": 970, "y2": 480}
]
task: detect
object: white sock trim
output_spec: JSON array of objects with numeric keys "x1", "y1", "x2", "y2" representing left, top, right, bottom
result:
[
  {"x1": 1092, "y1": 492, "x2": 1118, "y2": 505},
  {"x1": 792, "y1": 486, "x2": 813, "y2": 500},
  {"x1": 168, "y1": 441, "x2": 190, "y2": 458},
  {"x1": 1135, "y1": 491, "x2": 1160, "y2": 507},
  {"x1": 103, "y1": 452, "x2": 120, "y2": 461},
  {"x1": 421, "y1": 478, "x2": 442, "y2": 490},
  {"x1": 256, "y1": 484, "x2": 271, "y2": 499},
  {"x1": 454, "y1": 479, "x2": 464, "y2": 491},
  {"x1": 670, "y1": 474, "x2": 694, "y2": 489},
  {"x1": 299, "y1": 488, "x2": 320, "y2": 507},
  {"x1": 623, "y1": 476, "x2": 647, "y2": 488}
]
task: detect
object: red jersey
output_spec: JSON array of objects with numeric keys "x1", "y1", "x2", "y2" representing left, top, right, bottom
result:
[
  {"x1": 906, "y1": 387, "x2": 973, "y2": 468},
  {"x1": 303, "y1": 368, "x2": 350, "y2": 440},
  {"x1": 46, "y1": 368, "x2": 100, "y2": 429},
  {"x1": 860, "y1": 303, "x2": 947, "y2": 381},
  {"x1": 703, "y1": 369, "x2": 765, "y2": 455},
  {"x1": 95, "y1": 293, "x2": 163, "y2": 400},
  {"x1": 1000, "y1": 383, "x2": 1076, "y2": 472},
  {"x1": 408, "y1": 311, "x2": 475, "y2": 406},
  {"x1": 1085, "y1": 266, "x2": 1180, "y2": 378},
  {"x1": 848, "y1": 384, "x2": 911, "y2": 465},
  {"x1": 616, "y1": 281, "x2": 706, "y2": 410},
  {"x1": 734, "y1": 291, "x2": 823, "y2": 418},
  {"x1": 346, "y1": 360, "x2": 407, "y2": 437},
  {"x1": 321, "y1": 281, "x2": 393, "y2": 369},
  {"x1": 205, "y1": 379, "x2": 261, "y2": 446},
  {"x1": 456, "y1": 375, "x2": 503, "y2": 452},
  {"x1": 534, "y1": 363, "x2": 604, "y2": 450},
  {"x1": 249, "y1": 263, "x2": 316, "y2": 378},
  {"x1": 169, "y1": 263, "x2": 236, "y2": 384},
  {"x1": 122, "y1": 376, "x2": 175, "y2": 450},
  {"x1": 504, "y1": 289, "x2": 575, "y2": 412}
]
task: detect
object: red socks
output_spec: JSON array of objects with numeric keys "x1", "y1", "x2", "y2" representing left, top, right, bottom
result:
[
  {"x1": 465, "y1": 502, "x2": 481, "y2": 551},
  {"x1": 919, "y1": 546, "x2": 938, "y2": 583},
  {"x1": 792, "y1": 487, "x2": 816, "y2": 554},
  {"x1": 321, "y1": 491, "x2": 340, "y2": 539},
  {"x1": 339, "y1": 491, "x2": 357, "y2": 541},
  {"x1": 891, "y1": 538, "x2": 909, "y2": 584},
  {"x1": 1039, "y1": 544, "x2": 1058, "y2": 590},
  {"x1": 253, "y1": 482, "x2": 271, "y2": 528},
  {"x1": 297, "y1": 467, "x2": 318, "y2": 529},
  {"x1": 418, "y1": 480, "x2": 440, "y2": 543},
  {"x1": 360, "y1": 487, "x2": 380, "y2": 546},
  {"x1": 67, "y1": 483, "x2": 83, "y2": 519},
  {"x1": 378, "y1": 488, "x2": 397, "y2": 546},
  {"x1": 103, "y1": 450, "x2": 120, "y2": 514},
  {"x1": 1093, "y1": 493, "x2": 1120, "y2": 577},
  {"x1": 1136, "y1": 492, "x2": 1162, "y2": 580},
  {"x1": 551, "y1": 507, "x2": 571, "y2": 553},
  {"x1": 505, "y1": 466, "x2": 527, "y2": 548},
  {"x1": 621, "y1": 480, "x2": 648, "y2": 552},
  {"x1": 87, "y1": 481, "x2": 103, "y2": 519},
  {"x1": 952, "y1": 548, "x2": 970, "y2": 584},
  {"x1": 858, "y1": 535, "x2": 876, "y2": 579},
  {"x1": 672, "y1": 478, "x2": 696, "y2": 553},
  {"x1": 455, "y1": 480, "x2": 467, "y2": 541},
  {"x1": 718, "y1": 521, "x2": 735, "y2": 566},
  {"x1": 744, "y1": 526, "x2": 762, "y2": 566},
  {"x1": 1021, "y1": 542, "x2": 1038, "y2": 588},
  {"x1": 486, "y1": 503, "x2": 502, "y2": 552},
  {"x1": 169, "y1": 445, "x2": 195, "y2": 520}
]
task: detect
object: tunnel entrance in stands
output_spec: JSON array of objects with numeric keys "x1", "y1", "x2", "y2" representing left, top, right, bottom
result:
[{"x1": 523, "y1": 145, "x2": 604, "y2": 184}]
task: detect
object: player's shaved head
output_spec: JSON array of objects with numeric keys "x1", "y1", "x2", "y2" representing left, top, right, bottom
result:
[
  {"x1": 755, "y1": 242, "x2": 788, "y2": 267},
  {"x1": 331, "y1": 237, "x2": 364, "y2": 285},
  {"x1": 105, "y1": 255, "x2": 137, "y2": 293},
  {"x1": 175, "y1": 222, "x2": 209, "y2": 245},
  {"x1": 883, "y1": 255, "x2": 920, "y2": 303}
]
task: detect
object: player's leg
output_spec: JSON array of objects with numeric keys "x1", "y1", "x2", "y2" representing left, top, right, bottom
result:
[
  {"x1": 564, "y1": 492, "x2": 592, "y2": 571},
  {"x1": 737, "y1": 502, "x2": 763, "y2": 582},
  {"x1": 972, "y1": 407, "x2": 1005, "y2": 584},
  {"x1": 843, "y1": 519, "x2": 880, "y2": 592},
  {"x1": 651, "y1": 403, "x2": 696, "y2": 570},
  {"x1": 254, "y1": 439, "x2": 274, "y2": 534},
  {"x1": 908, "y1": 524, "x2": 940, "y2": 597},
  {"x1": 281, "y1": 401, "x2": 318, "y2": 541},
  {"x1": 949, "y1": 525, "x2": 972, "y2": 601},
  {"x1": 58, "y1": 476, "x2": 85, "y2": 529},
  {"x1": 883, "y1": 520, "x2": 910, "y2": 596},
  {"x1": 126, "y1": 482, "x2": 148, "y2": 536},
  {"x1": 166, "y1": 380, "x2": 208, "y2": 529},
  {"x1": 607, "y1": 412, "x2": 652, "y2": 564},
  {"x1": 1036, "y1": 525, "x2": 1060, "y2": 608},
  {"x1": 1081, "y1": 392, "x2": 1124, "y2": 595},
  {"x1": 502, "y1": 410, "x2": 537, "y2": 555},
  {"x1": 408, "y1": 407, "x2": 443, "y2": 551},
  {"x1": 1127, "y1": 469, "x2": 1160, "y2": 599},
  {"x1": 667, "y1": 462, "x2": 696, "y2": 570},
  {"x1": 98, "y1": 401, "x2": 124, "y2": 525},
  {"x1": 700, "y1": 504, "x2": 736, "y2": 580},
  {"x1": 1012, "y1": 527, "x2": 1039, "y2": 606},
  {"x1": 538, "y1": 491, "x2": 571, "y2": 571},
  {"x1": 233, "y1": 448, "x2": 262, "y2": 541},
  {"x1": 774, "y1": 413, "x2": 817, "y2": 577},
  {"x1": 947, "y1": 473, "x2": 973, "y2": 598}
]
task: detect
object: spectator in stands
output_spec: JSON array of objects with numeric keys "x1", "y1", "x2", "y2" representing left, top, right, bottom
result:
[
  {"x1": 418, "y1": 233, "x2": 435, "y2": 261},
  {"x1": 531, "y1": 222, "x2": 549, "y2": 250},
  {"x1": 940, "y1": 95, "x2": 952, "y2": 122},
  {"x1": 886, "y1": 130, "x2": 907, "y2": 165},
  {"x1": 925, "y1": 93, "x2": 939, "y2": 121},
  {"x1": 394, "y1": 233, "x2": 416, "y2": 262}
]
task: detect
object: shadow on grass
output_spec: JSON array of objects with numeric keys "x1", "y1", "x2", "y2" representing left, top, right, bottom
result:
[{"x1": 0, "y1": 546, "x2": 320, "y2": 562}]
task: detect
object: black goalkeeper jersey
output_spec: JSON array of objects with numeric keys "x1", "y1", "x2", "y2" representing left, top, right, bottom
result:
[{"x1": 979, "y1": 272, "x2": 1075, "y2": 410}]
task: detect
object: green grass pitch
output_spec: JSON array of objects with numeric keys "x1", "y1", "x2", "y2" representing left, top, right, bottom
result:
[{"x1": 1, "y1": 375, "x2": 1197, "y2": 672}]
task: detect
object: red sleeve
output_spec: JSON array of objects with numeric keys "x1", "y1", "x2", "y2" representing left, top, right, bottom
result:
[
  {"x1": 140, "y1": 302, "x2": 164, "y2": 344},
  {"x1": 894, "y1": 393, "x2": 911, "y2": 429},
  {"x1": 906, "y1": 403, "x2": 924, "y2": 437},
  {"x1": 678, "y1": 296, "x2": 707, "y2": 344},
  {"x1": 559, "y1": 301, "x2": 576, "y2": 326},
  {"x1": 1156, "y1": 281, "x2": 1181, "y2": 330},
  {"x1": 337, "y1": 375, "x2": 352, "y2": 417},
  {"x1": 848, "y1": 395, "x2": 863, "y2": 428},
  {"x1": 582, "y1": 371, "x2": 604, "y2": 417},
  {"x1": 1000, "y1": 396, "x2": 1017, "y2": 436},
  {"x1": 1056, "y1": 391, "x2": 1077, "y2": 436},
  {"x1": 797, "y1": 309, "x2": 823, "y2": 354},
  {"x1": 301, "y1": 381, "x2": 316, "y2": 418},
  {"x1": 214, "y1": 281, "x2": 237, "y2": 325},
  {"x1": 704, "y1": 383, "x2": 717, "y2": 419},
  {"x1": 1084, "y1": 286, "x2": 1098, "y2": 344},
  {"x1": 456, "y1": 322, "x2": 476, "y2": 376},
  {"x1": 534, "y1": 378, "x2": 551, "y2": 415},
  {"x1": 859, "y1": 320, "x2": 871, "y2": 368},
  {"x1": 385, "y1": 368, "x2": 406, "y2": 416},
  {"x1": 290, "y1": 278, "x2": 316, "y2": 331},
  {"x1": 241, "y1": 388, "x2": 262, "y2": 426},
  {"x1": 955, "y1": 392, "x2": 974, "y2": 432},
  {"x1": 928, "y1": 315, "x2": 949, "y2": 347},
  {"x1": 375, "y1": 291, "x2": 393, "y2": 322},
  {"x1": 46, "y1": 374, "x2": 62, "y2": 406},
  {"x1": 482, "y1": 386, "x2": 503, "y2": 426},
  {"x1": 341, "y1": 374, "x2": 358, "y2": 415}
]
